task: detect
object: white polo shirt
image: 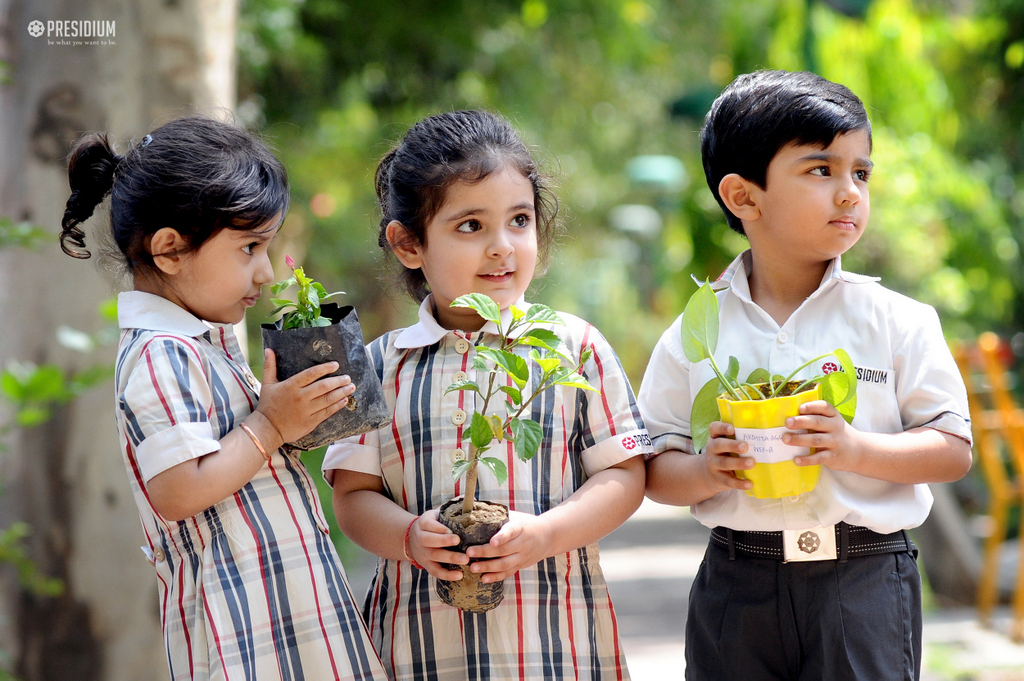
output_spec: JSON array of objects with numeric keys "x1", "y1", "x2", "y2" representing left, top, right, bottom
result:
[{"x1": 638, "y1": 251, "x2": 972, "y2": 534}]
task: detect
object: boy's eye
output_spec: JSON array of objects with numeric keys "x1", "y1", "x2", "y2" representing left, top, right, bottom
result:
[
  {"x1": 810, "y1": 166, "x2": 830, "y2": 177},
  {"x1": 855, "y1": 169, "x2": 871, "y2": 182},
  {"x1": 456, "y1": 219, "x2": 481, "y2": 233}
]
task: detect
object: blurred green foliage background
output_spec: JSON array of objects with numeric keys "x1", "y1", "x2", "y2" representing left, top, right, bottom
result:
[{"x1": 238, "y1": 0, "x2": 1024, "y2": 387}]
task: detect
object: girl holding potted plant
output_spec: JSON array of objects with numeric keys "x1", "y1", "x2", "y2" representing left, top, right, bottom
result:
[
  {"x1": 60, "y1": 117, "x2": 387, "y2": 681},
  {"x1": 325, "y1": 110, "x2": 651, "y2": 680}
]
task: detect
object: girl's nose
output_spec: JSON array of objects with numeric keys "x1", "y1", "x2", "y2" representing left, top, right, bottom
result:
[
  {"x1": 255, "y1": 252, "x2": 274, "y2": 284},
  {"x1": 488, "y1": 230, "x2": 514, "y2": 258}
]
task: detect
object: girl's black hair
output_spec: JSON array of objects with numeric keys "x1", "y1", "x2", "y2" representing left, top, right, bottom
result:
[
  {"x1": 701, "y1": 70, "x2": 871, "y2": 234},
  {"x1": 61, "y1": 116, "x2": 289, "y2": 273},
  {"x1": 375, "y1": 110, "x2": 560, "y2": 301}
]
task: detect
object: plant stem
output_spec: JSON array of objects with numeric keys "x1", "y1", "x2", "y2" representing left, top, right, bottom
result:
[
  {"x1": 461, "y1": 456, "x2": 479, "y2": 515},
  {"x1": 768, "y1": 352, "x2": 836, "y2": 398},
  {"x1": 707, "y1": 354, "x2": 744, "y2": 400}
]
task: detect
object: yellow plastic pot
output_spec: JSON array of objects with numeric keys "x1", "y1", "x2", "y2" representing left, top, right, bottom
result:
[{"x1": 716, "y1": 383, "x2": 822, "y2": 499}]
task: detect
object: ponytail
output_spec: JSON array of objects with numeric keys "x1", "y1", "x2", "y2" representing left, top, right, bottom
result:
[
  {"x1": 374, "y1": 147, "x2": 398, "y2": 248},
  {"x1": 61, "y1": 134, "x2": 122, "y2": 259}
]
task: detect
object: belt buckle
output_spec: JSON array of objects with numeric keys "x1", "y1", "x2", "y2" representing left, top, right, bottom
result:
[{"x1": 782, "y1": 525, "x2": 837, "y2": 562}]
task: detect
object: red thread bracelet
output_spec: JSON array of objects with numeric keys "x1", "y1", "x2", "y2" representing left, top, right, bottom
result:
[{"x1": 403, "y1": 518, "x2": 424, "y2": 570}]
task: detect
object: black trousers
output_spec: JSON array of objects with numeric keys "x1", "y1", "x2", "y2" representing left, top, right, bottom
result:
[{"x1": 684, "y1": 540, "x2": 922, "y2": 680}]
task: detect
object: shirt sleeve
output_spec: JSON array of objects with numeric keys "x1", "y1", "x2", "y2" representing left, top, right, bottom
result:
[
  {"x1": 573, "y1": 323, "x2": 653, "y2": 477},
  {"x1": 120, "y1": 336, "x2": 221, "y2": 483},
  {"x1": 322, "y1": 428, "x2": 382, "y2": 486},
  {"x1": 893, "y1": 304, "x2": 973, "y2": 444},
  {"x1": 637, "y1": 315, "x2": 696, "y2": 456}
]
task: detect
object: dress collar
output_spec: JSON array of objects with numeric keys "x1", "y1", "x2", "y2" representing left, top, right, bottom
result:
[
  {"x1": 117, "y1": 290, "x2": 219, "y2": 337},
  {"x1": 713, "y1": 250, "x2": 879, "y2": 302},
  {"x1": 394, "y1": 294, "x2": 530, "y2": 349}
]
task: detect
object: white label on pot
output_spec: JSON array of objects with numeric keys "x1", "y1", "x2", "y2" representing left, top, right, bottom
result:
[{"x1": 733, "y1": 426, "x2": 809, "y2": 464}]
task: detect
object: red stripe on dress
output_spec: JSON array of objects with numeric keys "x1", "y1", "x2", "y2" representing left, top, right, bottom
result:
[
  {"x1": 234, "y1": 494, "x2": 287, "y2": 677},
  {"x1": 607, "y1": 588, "x2": 625, "y2": 680},
  {"x1": 563, "y1": 550, "x2": 579, "y2": 679},
  {"x1": 144, "y1": 348, "x2": 178, "y2": 426},
  {"x1": 175, "y1": 545, "x2": 195, "y2": 679},
  {"x1": 389, "y1": 562, "x2": 402, "y2": 676},
  {"x1": 581, "y1": 326, "x2": 617, "y2": 435},
  {"x1": 202, "y1": 589, "x2": 231, "y2": 680},
  {"x1": 514, "y1": 570, "x2": 526, "y2": 681},
  {"x1": 268, "y1": 456, "x2": 342, "y2": 678},
  {"x1": 391, "y1": 352, "x2": 410, "y2": 509}
]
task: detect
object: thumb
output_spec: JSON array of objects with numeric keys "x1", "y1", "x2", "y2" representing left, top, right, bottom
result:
[{"x1": 262, "y1": 349, "x2": 278, "y2": 386}]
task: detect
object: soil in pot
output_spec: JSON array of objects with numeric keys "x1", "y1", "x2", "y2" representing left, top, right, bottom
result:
[
  {"x1": 261, "y1": 303, "x2": 391, "y2": 450},
  {"x1": 435, "y1": 498, "x2": 509, "y2": 613}
]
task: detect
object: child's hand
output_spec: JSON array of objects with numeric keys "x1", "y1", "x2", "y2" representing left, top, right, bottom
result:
[
  {"x1": 406, "y1": 510, "x2": 469, "y2": 580},
  {"x1": 464, "y1": 511, "x2": 553, "y2": 583},
  {"x1": 255, "y1": 349, "x2": 355, "y2": 444},
  {"x1": 704, "y1": 421, "x2": 754, "y2": 492},
  {"x1": 784, "y1": 400, "x2": 864, "y2": 472}
]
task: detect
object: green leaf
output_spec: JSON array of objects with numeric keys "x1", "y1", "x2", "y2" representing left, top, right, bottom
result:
[
  {"x1": 445, "y1": 379, "x2": 480, "y2": 395},
  {"x1": 528, "y1": 350, "x2": 562, "y2": 375},
  {"x1": 469, "y1": 412, "x2": 495, "y2": 449},
  {"x1": 522, "y1": 304, "x2": 563, "y2": 325},
  {"x1": 552, "y1": 372, "x2": 597, "y2": 391},
  {"x1": 487, "y1": 415, "x2": 504, "y2": 441},
  {"x1": 511, "y1": 418, "x2": 544, "y2": 461},
  {"x1": 311, "y1": 316, "x2": 332, "y2": 327},
  {"x1": 726, "y1": 356, "x2": 740, "y2": 384},
  {"x1": 479, "y1": 457, "x2": 508, "y2": 486},
  {"x1": 518, "y1": 328, "x2": 563, "y2": 352},
  {"x1": 17, "y1": 407, "x2": 50, "y2": 428},
  {"x1": 691, "y1": 377, "x2": 724, "y2": 453},
  {"x1": 270, "y1": 277, "x2": 296, "y2": 295},
  {"x1": 497, "y1": 385, "x2": 523, "y2": 406},
  {"x1": 745, "y1": 367, "x2": 770, "y2": 384},
  {"x1": 477, "y1": 347, "x2": 529, "y2": 387},
  {"x1": 471, "y1": 355, "x2": 491, "y2": 372},
  {"x1": 820, "y1": 349, "x2": 858, "y2": 424},
  {"x1": 509, "y1": 305, "x2": 525, "y2": 321},
  {"x1": 680, "y1": 282, "x2": 719, "y2": 364},
  {"x1": 451, "y1": 458, "x2": 471, "y2": 481},
  {"x1": 451, "y1": 293, "x2": 501, "y2": 324},
  {"x1": 270, "y1": 298, "x2": 295, "y2": 308}
]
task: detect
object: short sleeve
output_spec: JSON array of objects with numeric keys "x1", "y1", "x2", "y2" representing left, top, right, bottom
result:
[
  {"x1": 573, "y1": 324, "x2": 653, "y2": 477},
  {"x1": 893, "y1": 305, "x2": 972, "y2": 444},
  {"x1": 322, "y1": 428, "x2": 382, "y2": 486},
  {"x1": 120, "y1": 337, "x2": 221, "y2": 482},
  {"x1": 637, "y1": 315, "x2": 696, "y2": 456}
]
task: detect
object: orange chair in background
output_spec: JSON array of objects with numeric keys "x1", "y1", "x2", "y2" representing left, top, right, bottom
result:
[{"x1": 953, "y1": 332, "x2": 1024, "y2": 640}]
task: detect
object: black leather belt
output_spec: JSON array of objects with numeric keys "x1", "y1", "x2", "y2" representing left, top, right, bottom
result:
[{"x1": 710, "y1": 523, "x2": 912, "y2": 562}]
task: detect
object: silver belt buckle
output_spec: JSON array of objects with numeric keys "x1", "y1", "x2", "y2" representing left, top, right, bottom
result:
[{"x1": 782, "y1": 525, "x2": 837, "y2": 562}]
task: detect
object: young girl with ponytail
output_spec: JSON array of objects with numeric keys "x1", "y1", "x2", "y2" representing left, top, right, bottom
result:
[{"x1": 61, "y1": 116, "x2": 387, "y2": 681}]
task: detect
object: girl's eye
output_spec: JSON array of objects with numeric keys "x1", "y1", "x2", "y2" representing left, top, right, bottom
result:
[
  {"x1": 243, "y1": 242, "x2": 258, "y2": 255},
  {"x1": 510, "y1": 214, "x2": 530, "y2": 229},
  {"x1": 456, "y1": 219, "x2": 481, "y2": 233},
  {"x1": 855, "y1": 169, "x2": 871, "y2": 182}
]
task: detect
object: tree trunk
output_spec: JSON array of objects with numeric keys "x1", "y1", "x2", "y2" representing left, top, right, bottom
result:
[{"x1": 0, "y1": 0, "x2": 237, "y2": 678}]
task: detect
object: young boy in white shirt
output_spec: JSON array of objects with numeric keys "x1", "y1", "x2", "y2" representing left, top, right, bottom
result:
[{"x1": 638, "y1": 69, "x2": 973, "y2": 680}]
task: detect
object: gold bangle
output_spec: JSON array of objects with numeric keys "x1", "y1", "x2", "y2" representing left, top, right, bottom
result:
[{"x1": 239, "y1": 423, "x2": 271, "y2": 462}]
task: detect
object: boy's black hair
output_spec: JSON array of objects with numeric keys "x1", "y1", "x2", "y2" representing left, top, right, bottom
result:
[
  {"x1": 700, "y1": 70, "x2": 871, "y2": 234},
  {"x1": 61, "y1": 116, "x2": 289, "y2": 274},
  {"x1": 375, "y1": 109, "x2": 560, "y2": 302}
]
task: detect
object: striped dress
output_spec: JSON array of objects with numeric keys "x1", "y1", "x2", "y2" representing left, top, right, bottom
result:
[
  {"x1": 114, "y1": 291, "x2": 388, "y2": 681},
  {"x1": 323, "y1": 296, "x2": 652, "y2": 681}
]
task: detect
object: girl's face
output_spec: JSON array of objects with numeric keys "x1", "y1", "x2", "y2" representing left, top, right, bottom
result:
[
  {"x1": 151, "y1": 220, "x2": 278, "y2": 325},
  {"x1": 398, "y1": 165, "x2": 538, "y2": 331}
]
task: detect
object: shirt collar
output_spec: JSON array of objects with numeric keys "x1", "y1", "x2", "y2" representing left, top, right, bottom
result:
[
  {"x1": 713, "y1": 250, "x2": 879, "y2": 302},
  {"x1": 117, "y1": 290, "x2": 219, "y2": 337},
  {"x1": 394, "y1": 294, "x2": 530, "y2": 349}
]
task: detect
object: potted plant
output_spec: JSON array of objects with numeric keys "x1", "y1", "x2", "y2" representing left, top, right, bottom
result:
[
  {"x1": 683, "y1": 280, "x2": 858, "y2": 499},
  {"x1": 436, "y1": 293, "x2": 597, "y2": 613},
  {"x1": 261, "y1": 256, "x2": 391, "y2": 450}
]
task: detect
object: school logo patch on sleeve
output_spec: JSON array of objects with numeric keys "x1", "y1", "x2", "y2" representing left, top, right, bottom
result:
[{"x1": 854, "y1": 366, "x2": 891, "y2": 385}]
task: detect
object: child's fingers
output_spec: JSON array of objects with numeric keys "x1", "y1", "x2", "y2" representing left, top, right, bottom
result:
[
  {"x1": 468, "y1": 556, "x2": 518, "y2": 583},
  {"x1": 261, "y1": 349, "x2": 278, "y2": 386},
  {"x1": 287, "y1": 361, "x2": 340, "y2": 387},
  {"x1": 707, "y1": 420, "x2": 735, "y2": 439}
]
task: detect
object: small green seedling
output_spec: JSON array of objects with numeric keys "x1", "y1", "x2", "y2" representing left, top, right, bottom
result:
[
  {"x1": 682, "y1": 280, "x2": 858, "y2": 452},
  {"x1": 445, "y1": 293, "x2": 598, "y2": 515},
  {"x1": 268, "y1": 255, "x2": 346, "y2": 329}
]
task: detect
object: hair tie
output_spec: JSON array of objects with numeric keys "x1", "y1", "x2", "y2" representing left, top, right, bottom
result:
[{"x1": 141, "y1": 134, "x2": 153, "y2": 147}]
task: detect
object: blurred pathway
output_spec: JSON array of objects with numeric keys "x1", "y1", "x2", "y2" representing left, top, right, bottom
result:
[{"x1": 339, "y1": 498, "x2": 1024, "y2": 679}]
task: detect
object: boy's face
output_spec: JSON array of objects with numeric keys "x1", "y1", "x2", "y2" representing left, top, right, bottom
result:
[{"x1": 751, "y1": 128, "x2": 872, "y2": 266}]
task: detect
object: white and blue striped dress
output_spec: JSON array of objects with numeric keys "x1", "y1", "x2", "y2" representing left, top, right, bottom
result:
[
  {"x1": 324, "y1": 296, "x2": 653, "y2": 681},
  {"x1": 114, "y1": 291, "x2": 388, "y2": 681}
]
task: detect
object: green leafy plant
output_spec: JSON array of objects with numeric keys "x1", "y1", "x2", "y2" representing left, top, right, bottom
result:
[
  {"x1": 683, "y1": 281, "x2": 858, "y2": 452},
  {"x1": 444, "y1": 294, "x2": 597, "y2": 515},
  {"x1": 268, "y1": 255, "x2": 345, "y2": 329}
]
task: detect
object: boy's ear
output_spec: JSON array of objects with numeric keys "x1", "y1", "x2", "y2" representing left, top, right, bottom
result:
[
  {"x1": 718, "y1": 174, "x2": 762, "y2": 222},
  {"x1": 147, "y1": 227, "x2": 189, "y2": 275},
  {"x1": 385, "y1": 220, "x2": 424, "y2": 270}
]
